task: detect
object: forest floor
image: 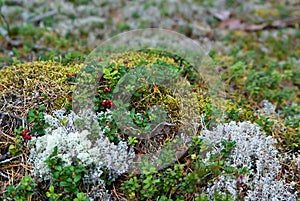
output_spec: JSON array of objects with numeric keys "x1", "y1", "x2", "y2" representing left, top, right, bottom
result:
[{"x1": 0, "y1": 0, "x2": 299, "y2": 200}]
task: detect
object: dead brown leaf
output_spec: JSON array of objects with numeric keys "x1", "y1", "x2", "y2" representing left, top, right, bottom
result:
[
  {"x1": 219, "y1": 16, "x2": 300, "y2": 31},
  {"x1": 219, "y1": 19, "x2": 245, "y2": 30}
]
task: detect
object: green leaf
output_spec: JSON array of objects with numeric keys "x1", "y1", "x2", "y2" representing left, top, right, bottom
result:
[
  {"x1": 28, "y1": 110, "x2": 36, "y2": 122},
  {"x1": 73, "y1": 175, "x2": 81, "y2": 183},
  {"x1": 38, "y1": 105, "x2": 45, "y2": 111},
  {"x1": 55, "y1": 165, "x2": 62, "y2": 171},
  {"x1": 26, "y1": 186, "x2": 32, "y2": 191},
  {"x1": 76, "y1": 192, "x2": 85, "y2": 199},
  {"x1": 46, "y1": 192, "x2": 51, "y2": 197},
  {"x1": 133, "y1": 91, "x2": 140, "y2": 97},
  {"x1": 111, "y1": 70, "x2": 119, "y2": 76},
  {"x1": 135, "y1": 119, "x2": 142, "y2": 125},
  {"x1": 52, "y1": 172, "x2": 60, "y2": 179},
  {"x1": 130, "y1": 108, "x2": 135, "y2": 119},
  {"x1": 37, "y1": 129, "x2": 45, "y2": 135},
  {"x1": 49, "y1": 185, "x2": 54, "y2": 193},
  {"x1": 59, "y1": 181, "x2": 69, "y2": 187},
  {"x1": 38, "y1": 112, "x2": 44, "y2": 119}
]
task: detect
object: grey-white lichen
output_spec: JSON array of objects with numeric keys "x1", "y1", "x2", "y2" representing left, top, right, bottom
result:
[
  {"x1": 200, "y1": 121, "x2": 299, "y2": 201},
  {"x1": 28, "y1": 109, "x2": 135, "y2": 183},
  {"x1": 28, "y1": 108, "x2": 299, "y2": 200},
  {"x1": 257, "y1": 99, "x2": 277, "y2": 116}
]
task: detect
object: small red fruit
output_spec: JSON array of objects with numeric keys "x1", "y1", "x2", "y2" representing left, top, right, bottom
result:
[
  {"x1": 107, "y1": 88, "x2": 111, "y2": 93},
  {"x1": 103, "y1": 88, "x2": 107, "y2": 93},
  {"x1": 21, "y1": 129, "x2": 29, "y2": 136},
  {"x1": 101, "y1": 101, "x2": 106, "y2": 106},
  {"x1": 68, "y1": 97, "x2": 73, "y2": 101},
  {"x1": 106, "y1": 100, "x2": 112, "y2": 108},
  {"x1": 25, "y1": 135, "x2": 31, "y2": 140},
  {"x1": 66, "y1": 73, "x2": 71, "y2": 77}
]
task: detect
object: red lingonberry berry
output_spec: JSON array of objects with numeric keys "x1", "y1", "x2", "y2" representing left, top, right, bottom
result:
[
  {"x1": 21, "y1": 129, "x2": 29, "y2": 136},
  {"x1": 25, "y1": 135, "x2": 31, "y2": 140},
  {"x1": 106, "y1": 100, "x2": 112, "y2": 108},
  {"x1": 101, "y1": 101, "x2": 106, "y2": 106},
  {"x1": 68, "y1": 97, "x2": 73, "y2": 101},
  {"x1": 72, "y1": 73, "x2": 77, "y2": 77},
  {"x1": 66, "y1": 73, "x2": 71, "y2": 77},
  {"x1": 103, "y1": 88, "x2": 107, "y2": 93},
  {"x1": 107, "y1": 88, "x2": 111, "y2": 93}
]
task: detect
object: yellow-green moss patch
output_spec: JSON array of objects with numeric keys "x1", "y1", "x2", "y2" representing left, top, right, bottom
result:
[{"x1": 0, "y1": 61, "x2": 82, "y2": 116}]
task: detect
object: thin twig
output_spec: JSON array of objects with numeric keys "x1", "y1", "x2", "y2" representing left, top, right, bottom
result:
[
  {"x1": 0, "y1": 155, "x2": 21, "y2": 164},
  {"x1": 28, "y1": 10, "x2": 57, "y2": 23},
  {"x1": 5, "y1": 36, "x2": 23, "y2": 46},
  {"x1": 151, "y1": 121, "x2": 175, "y2": 133},
  {"x1": 0, "y1": 171, "x2": 9, "y2": 179}
]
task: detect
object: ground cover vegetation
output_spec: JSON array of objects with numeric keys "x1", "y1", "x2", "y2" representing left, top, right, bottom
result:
[{"x1": 0, "y1": 0, "x2": 299, "y2": 200}]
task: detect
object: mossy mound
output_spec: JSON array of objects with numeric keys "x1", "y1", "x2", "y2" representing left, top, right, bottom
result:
[
  {"x1": 0, "y1": 61, "x2": 82, "y2": 117},
  {"x1": 82, "y1": 49, "x2": 210, "y2": 159},
  {"x1": 0, "y1": 49, "x2": 204, "y2": 117}
]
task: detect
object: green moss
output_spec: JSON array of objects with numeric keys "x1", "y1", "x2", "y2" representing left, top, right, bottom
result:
[
  {"x1": 0, "y1": 61, "x2": 82, "y2": 115},
  {"x1": 84, "y1": 49, "x2": 212, "y2": 146},
  {"x1": 109, "y1": 50, "x2": 179, "y2": 69},
  {"x1": 224, "y1": 100, "x2": 257, "y2": 123}
]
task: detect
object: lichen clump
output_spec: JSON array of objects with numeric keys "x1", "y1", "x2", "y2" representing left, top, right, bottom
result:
[
  {"x1": 29, "y1": 109, "x2": 135, "y2": 182},
  {"x1": 201, "y1": 121, "x2": 299, "y2": 200}
]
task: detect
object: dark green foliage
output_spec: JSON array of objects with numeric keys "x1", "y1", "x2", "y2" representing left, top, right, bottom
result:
[
  {"x1": 121, "y1": 138, "x2": 245, "y2": 200},
  {"x1": 5, "y1": 175, "x2": 37, "y2": 200},
  {"x1": 45, "y1": 146, "x2": 88, "y2": 201},
  {"x1": 27, "y1": 105, "x2": 49, "y2": 136}
]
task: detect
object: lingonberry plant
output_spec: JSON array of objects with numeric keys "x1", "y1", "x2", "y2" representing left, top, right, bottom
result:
[
  {"x1": 66, "y1": 73, "x2": 77, "y2": 82},
  {"x1": 27, "y1": 105, "x2": 49, "y2": 136},
  {"x1": 45, "y1": 146, "x2": 88, "y2": 201},
  {"x1": 5, "y1": 175, "x2": 37, "y2": 200},
  {"x1": 120, "y1": 137, "x2": 243, "y2": 200},
  {"x1": 8, "y1": 126, "x2": 30, "y2": 156}
]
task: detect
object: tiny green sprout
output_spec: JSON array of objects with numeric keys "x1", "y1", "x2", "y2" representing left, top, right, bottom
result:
[
  {"x1": 59, "y1": 117, "x2": 68, "y2": 125},
  {"x1": 46, "y1": 185, "x2": 62, "y2": 201},
  {"x1": 128, "y1": 136, "x2": 138, "y2": 146}
]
